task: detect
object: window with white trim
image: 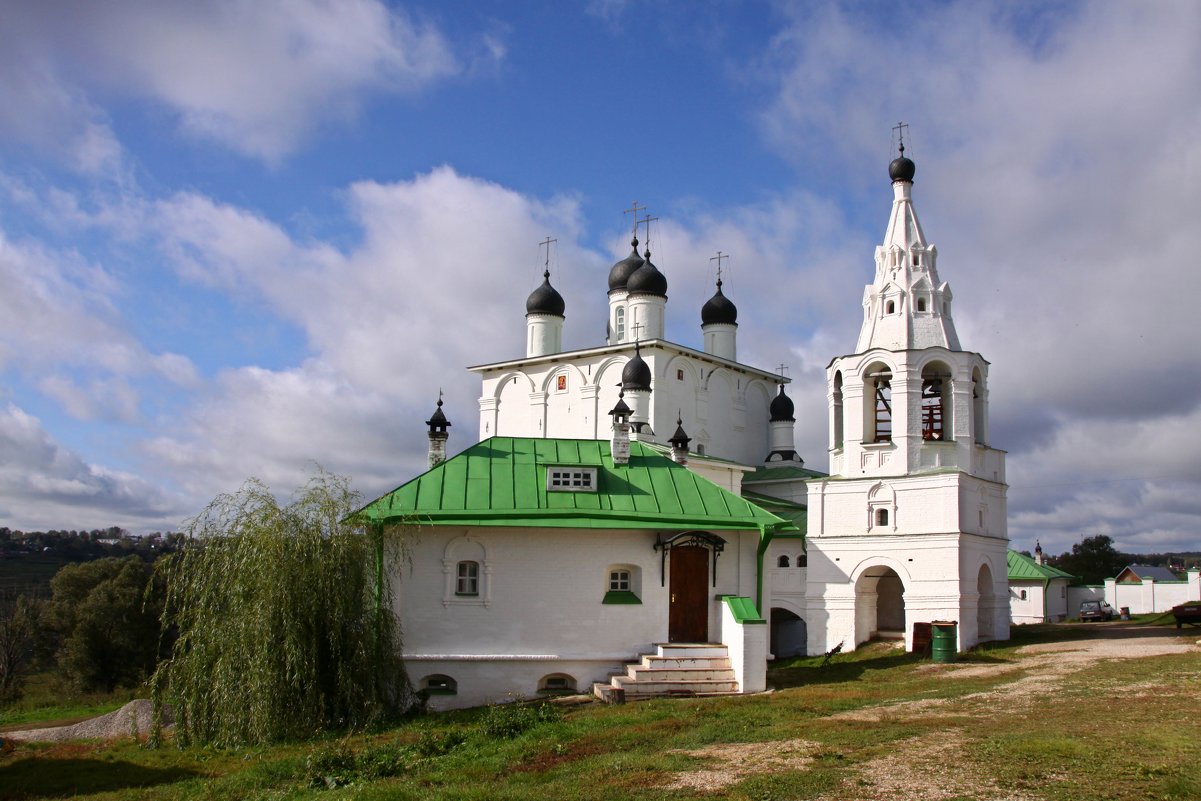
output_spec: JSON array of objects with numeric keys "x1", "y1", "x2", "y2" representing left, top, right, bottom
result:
[
  {"x1": 548, "y1": 467, "x2": 597, "y2": 491},
  {"x1": 609, "y1": 569, "x2": 631, "y2": 591},
  {"x1": 456, "y1": 561, "x2": 479, "y2": 596}
]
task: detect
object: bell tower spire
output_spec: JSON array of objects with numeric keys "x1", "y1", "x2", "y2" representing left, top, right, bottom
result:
[{"x1": 855, "y1": 128, "x2": 960, "y2": 353}]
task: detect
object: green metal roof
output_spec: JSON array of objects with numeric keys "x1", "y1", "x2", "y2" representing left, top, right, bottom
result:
[
  {"x1": 356, "y1": 437, "x2": 796, "y2": 533},
  {"x1": 743, "y1": 464, "x2": 828, "y2": 483},
  {"x1": 1007, "y1": 549, "x2": 1075, "y2": 581},
  {"x1": 741, "y1": 491, "x2": 807, "y2": 539}
]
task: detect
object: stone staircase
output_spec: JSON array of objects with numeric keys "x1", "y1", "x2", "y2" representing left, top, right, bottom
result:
[{"x1": 592, "y1": 644, "x2": 738, "y2": 702}]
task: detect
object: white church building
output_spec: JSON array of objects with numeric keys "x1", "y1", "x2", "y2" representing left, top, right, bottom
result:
[{"x1": 357, "y1": 144, "x2": 1011, "y2": 709}]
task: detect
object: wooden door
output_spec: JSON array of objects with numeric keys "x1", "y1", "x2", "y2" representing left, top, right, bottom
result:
[{"x1": 669, "y1": 546, "x2": 710, "y2": 642}]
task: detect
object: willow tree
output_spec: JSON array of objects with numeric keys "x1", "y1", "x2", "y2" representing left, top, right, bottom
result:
[{"x1": 151, "y1": 471, "x2": 412, "y2": 746}]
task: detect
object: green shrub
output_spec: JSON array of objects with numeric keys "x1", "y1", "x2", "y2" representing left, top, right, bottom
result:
[
  {"x1": 304, "y1": 742, "x2": 357, "y2": 789},
  {"x1": 479, "y1": 701, "x2": 561, "y2": 739},
  {"x1": 412, "y1": 728, "x2": 467, "y2": 757}
]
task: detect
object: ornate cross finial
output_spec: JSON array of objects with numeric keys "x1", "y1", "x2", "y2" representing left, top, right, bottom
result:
[
  {"x1": 631, "y1": 322, "x2": 645, "y2": 341},
  {"x1": 710, "y1": 251, "x2": 728, "y2": 283},
  {"x1": 893, "y1": 121, "x2": 909, "y2": 156},
  {"x1": 623, "y1": 201, "x2": 646, "y2": 238},
  {"x1": 776, "y1": 364, "x2": 790, "y2": 378},
  {"x1": 539, "y1": 236, "x2": 557, "y2": 277},
  {"x1": 639, "y1": 213, "x2": 660, "y2": 256}
]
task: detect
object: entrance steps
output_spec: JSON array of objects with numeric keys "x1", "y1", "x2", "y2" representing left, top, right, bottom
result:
[{"x1": 592, "y1": 644, "x2": 739, "y2": 703}]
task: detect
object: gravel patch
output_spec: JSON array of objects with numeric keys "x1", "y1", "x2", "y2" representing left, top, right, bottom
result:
[
  {"x1": 660, "y1": 739, "x2": 820, "y2": 791},
  {"x1": 4, "y1": 700, "x2": 172, "y2": 743}
]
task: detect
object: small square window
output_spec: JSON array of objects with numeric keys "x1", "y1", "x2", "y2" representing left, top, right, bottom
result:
[{"x1": 609, "y1": 569, "x2": 631, "y2": 591}]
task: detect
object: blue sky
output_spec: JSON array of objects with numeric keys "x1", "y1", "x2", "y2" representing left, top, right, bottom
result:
[{"x1": 1, "y1": 1, "x2": 1198, "y2": 556}]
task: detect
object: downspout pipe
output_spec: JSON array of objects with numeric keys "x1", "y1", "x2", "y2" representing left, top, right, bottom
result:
[{"x1": 756, "y1": 524, "x2": 774, "y2": 613}]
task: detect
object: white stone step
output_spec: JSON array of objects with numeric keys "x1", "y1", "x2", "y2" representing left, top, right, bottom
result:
[
  {"x1": 615, "y1": 677, "x2": 739, "y2": 696},
  {"x1": 629, "y1": 662, "x2": 730, "y2": 682},
  {"x1": 655, "y1": 643, "x2": 728, "y2": 658},
  {"x1": 592, "y1": 644, "x2": 739, "y2": 702},
  {"x1": 640, "y1": 656, "x2": 733, "y2": 671}
]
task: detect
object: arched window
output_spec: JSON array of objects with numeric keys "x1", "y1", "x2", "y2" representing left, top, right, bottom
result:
[
  {"x1": 1020, "y1": 590, "x2": 1027, "y2": 601},
  {"x1": 777, "y1": 555, "x2": 790, "y2": 568},
  {"x1": 921, "y1": 362, "x2": 952, "y2": 441},
  {"x1": 885, "y1": 300, "x2": 896, "y2": 315},
  {"x1": 865, "y1": 363, "x2": 892, "y2": 442},
  {"x1": 972, "y1": 366, "x2": 986, "y2": 445},
  {"x1": 539, "y1": 673, "x2": 577, "y2": 694},
  {"x1": 615, "y1": 307, "x2": 626, "y2": 342},
  {"x1": 603, "y1": 564, "x2": 641, "y2": 603},
  {"x1": 917, "y1": 297, "x2": 927, "y2": 312},
  {"x1": 832, "y1": 371, "x2": 844, "y2": 450},
  {"x1": 875, "y1": 508, "x2": 889, "y2": 527},
  {"x1": 456, "y1": 561, "x2": 479, "y2": 596},
  {"x1": 422, "y1": 674, "x2": 457, "y2": 695}
]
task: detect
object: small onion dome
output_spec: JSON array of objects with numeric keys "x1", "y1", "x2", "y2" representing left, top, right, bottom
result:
[
  {"x1": 889, "y1": 153, "x2": 916, "y2": 183},
  {"x1": 701, "y1": 278, "x2": 738, "y2": 325},
  {"x1": 608, "y1": 236, "x2": 645, "y2": 292},
  {"x1": 426, "y1": 396, "x2": 451, "y2": 433},
  {"x1": 526, "y1": 270, "x2": 565, "y2": 316},
  {"x1": 626, "y1": 250, "x2": 668, "y2": 297},
  {"x1": 621, "y1": 342, "x2": 652, "y2": 391},
  {"x1": 668, "y1": 415, "x2": 691, "y2": 450},
  {"x1": 609, "y1": 391, "x2": 632, "y2": 420},
  {"x1": 769, "y1": 385, "x2": 795, "y2": 422}
]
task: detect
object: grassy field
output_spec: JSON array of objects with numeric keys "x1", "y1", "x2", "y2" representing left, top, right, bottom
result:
[{"x1": 2, "y1": 623, "x2": 1198, "y2": 800}]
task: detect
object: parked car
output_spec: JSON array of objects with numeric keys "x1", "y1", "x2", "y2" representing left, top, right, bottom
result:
[{"x1": 1079, "y1": 600, "x2": 1116, "y2": 622}]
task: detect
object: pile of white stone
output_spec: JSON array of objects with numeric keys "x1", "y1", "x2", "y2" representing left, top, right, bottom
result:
[{"x1": 4, "y1": 699, "x2": 172, "y2": 743}]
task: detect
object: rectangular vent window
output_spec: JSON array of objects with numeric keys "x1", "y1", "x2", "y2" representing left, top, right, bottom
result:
[{"x1": 548, "y1": 468, "x2": 597, "y2": 492}]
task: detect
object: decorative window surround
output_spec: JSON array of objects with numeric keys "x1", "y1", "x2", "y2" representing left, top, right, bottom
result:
[{"x1": 443, "y1": 535, "x2": 491, "y2": 607}]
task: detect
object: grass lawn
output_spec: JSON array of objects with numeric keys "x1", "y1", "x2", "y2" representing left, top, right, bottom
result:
[{"x1": 2, "y1": 623, "x2": 1198, "y2": 800}]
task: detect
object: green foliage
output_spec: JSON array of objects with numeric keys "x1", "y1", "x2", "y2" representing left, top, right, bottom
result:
[
  {"x1": 40, "y1": 556, "x2": 161, "y2": 692},
  {"x1": 304, "y1": 741, "x2": 358, "y2": 788},
  {"x1": 412, "y1": 727, "x2": 467, "y2": 757},
  {"x1": 1049, "y1": 534, "x2": 1126, "y2": 584},
  {"x1": 0, "y1": 595, "x2": 40, "y2": 700},
  {"x1": 150, "y1": 470, "x2": 414, "y2": 747},
  {"x1": 478, "y1": 700, "x2": 562, "y2": 739}
]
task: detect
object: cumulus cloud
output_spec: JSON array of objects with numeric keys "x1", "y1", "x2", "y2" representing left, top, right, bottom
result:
[
  {"x1": 0, "y1": 0, "x2": 478, "y2": 164},
  {"x1": 0, "y1": 402, "x2": 186, "y2": 531},
  {"x1": 0, "y1": 233, "x2": 197, "y2": 394},
  {"x1": 754, "y1": 1, "x2": 1201, "y2": 553},
  {"x1": 140, "y1": 167, "x2": 597, "y2": 501}
]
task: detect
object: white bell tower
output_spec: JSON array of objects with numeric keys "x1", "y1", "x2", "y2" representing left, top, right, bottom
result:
[{"x1": 805, "y1": 131, "x2": 1010, "y2": 657}]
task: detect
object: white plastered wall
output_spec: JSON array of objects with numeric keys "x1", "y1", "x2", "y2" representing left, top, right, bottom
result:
[{"x1": 391, "y1": 525, "x2": 761, "y2": 710}]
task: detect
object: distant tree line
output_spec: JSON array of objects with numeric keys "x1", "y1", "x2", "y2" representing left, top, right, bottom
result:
[{"x1": 1032, "y1": 534, "x2": 1201, "y2": 586}]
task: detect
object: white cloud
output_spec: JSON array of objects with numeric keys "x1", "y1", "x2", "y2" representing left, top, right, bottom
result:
[
  {"x1": 0, "y1": 0, "x2": 477, "y2": 164},
  {"x1": 754, "y1": 1, "x2": 1201, "y2": 553},
  {"x1": 0, "y1": 402, "x2": 186, "y2": 531},
  {"x1": 142, "y1": 167, "x2": 595, "y2": 501}
]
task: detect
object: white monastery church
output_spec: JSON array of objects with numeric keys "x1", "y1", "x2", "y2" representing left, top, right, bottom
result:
[{"x1": 357, "y1": 143, "x2": 1012, "y2": 709}]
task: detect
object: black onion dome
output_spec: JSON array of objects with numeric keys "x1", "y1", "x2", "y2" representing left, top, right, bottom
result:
[
  {"x1": 626, "y1": 254, "x2": 668, "y2": 297},
  {"x1": 607, "y1": 236, "x2": 644, "y2": 292},
  {"x1": 621, "y1": 344, "x2": 652, "y2": 391},
  {"x1": 526, "y1": 271, "x2": 565, "y2": 316},
  {"x1": 701, "y1": 279, "x2": 738, "y2": 325},
  {"x1": 769, "y1": 385, "x2": 795, "y2": 422},
  {"x1": 889, "y1": 154, "x2": 916, "y2": 183}
]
